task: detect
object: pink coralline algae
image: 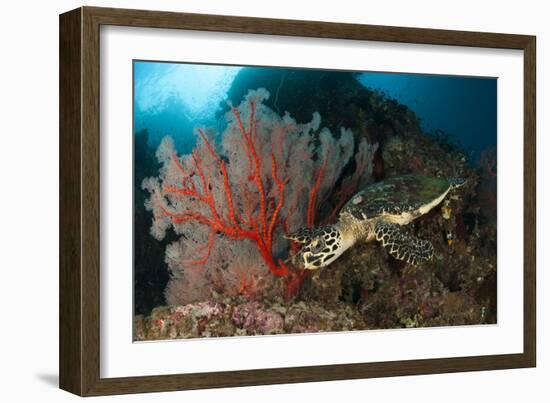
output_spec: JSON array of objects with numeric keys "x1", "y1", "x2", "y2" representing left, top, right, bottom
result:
[
  {"x1": 133, "y1": 298, "x2": 367, "y2": 340},
  {"x1": 143, "y1": 88, "x2": 378, "y2": 305},
  {"x1": 231, "y1": 302, "x2": 285, "y2": 335}
]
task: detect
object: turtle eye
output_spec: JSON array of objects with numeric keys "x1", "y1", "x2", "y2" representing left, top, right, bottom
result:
[{"x1": 310, "y1": 238, "x2": 325, "y2": 254}]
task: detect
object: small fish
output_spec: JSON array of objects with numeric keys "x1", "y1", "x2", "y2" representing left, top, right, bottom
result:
[
  {"x1": 446, "y1": 230, "x2": 454, "y2": 246},
  {"x1": 441, "y1": 199, "x2": 452, "y2": 220}
]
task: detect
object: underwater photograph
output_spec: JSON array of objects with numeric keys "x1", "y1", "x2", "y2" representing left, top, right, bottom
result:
[{"x1": 133, "y1": 61, "x2": 497, "y2": 341}]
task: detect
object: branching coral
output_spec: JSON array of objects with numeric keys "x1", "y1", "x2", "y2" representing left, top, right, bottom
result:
[{"x1": 143, "y1": 88, "x2": 377, "y2": 305}]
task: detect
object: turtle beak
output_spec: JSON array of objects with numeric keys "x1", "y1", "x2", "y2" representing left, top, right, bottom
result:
[
  {"x1": 302, "y1": 251, "x2": 314, "y2": 269},
  {"x1": 288, "y1": 248, "x2": 320, "y2": 270},
  {"x1": 302, "y1": 251, "x2": 324, "y2": 270}
]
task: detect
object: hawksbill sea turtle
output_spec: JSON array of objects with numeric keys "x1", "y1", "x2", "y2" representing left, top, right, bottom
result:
[{"x1": 286, "y1": 174, "x2": 466, "y2": 269}]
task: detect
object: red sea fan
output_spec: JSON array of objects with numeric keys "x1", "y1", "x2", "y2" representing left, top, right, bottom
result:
[{"x1": 143, "y1": 88, "x2": 377, "y2": 305}]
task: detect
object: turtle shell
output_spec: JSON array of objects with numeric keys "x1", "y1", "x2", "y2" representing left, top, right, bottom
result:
[{"x1": 341, "y1": 174, "x2": 451, "y2": 220}]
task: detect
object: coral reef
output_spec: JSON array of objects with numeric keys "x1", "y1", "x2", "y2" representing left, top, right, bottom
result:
[
  {"x1": 136, "y1": 69, "x2": 497, "y2": 336},
  {"x1": 134, "y1": 297, "x2": 367, "y2": 340}
]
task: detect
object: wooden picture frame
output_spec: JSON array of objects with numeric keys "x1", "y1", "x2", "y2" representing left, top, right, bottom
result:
[{"x1": 59, "y1": 6, "x2": 536, "y2": 396}]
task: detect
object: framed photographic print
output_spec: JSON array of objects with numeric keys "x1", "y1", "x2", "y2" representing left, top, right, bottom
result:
[{"x1": 59, "y1": 6, "x2": 536, "y2": 396}]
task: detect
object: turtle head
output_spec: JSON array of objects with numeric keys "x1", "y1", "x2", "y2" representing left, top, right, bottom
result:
[{"x1": 285, "y1": 226, "x2": 350, "y2": 270}]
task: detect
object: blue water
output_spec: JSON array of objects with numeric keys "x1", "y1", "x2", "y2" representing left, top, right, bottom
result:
[
  {"x1": 134, "y1": 61, "x2": 496, "y2": 161},
  {"x1": 358, "y1": 72, "x2": 497, "y2": 159},
  {"x1": 134, "y1": 61, "x2": 241, "y2": 152}
]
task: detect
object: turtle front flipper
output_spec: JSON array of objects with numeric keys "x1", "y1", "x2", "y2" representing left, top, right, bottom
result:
[{"x1": 374, "y1": 221, "x2": 434, "y2": 265}]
